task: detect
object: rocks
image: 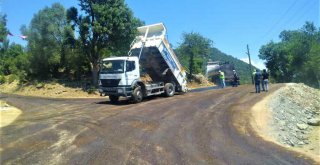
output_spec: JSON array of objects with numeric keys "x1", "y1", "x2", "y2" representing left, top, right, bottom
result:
[
  {"x1": 307, "y1": 118, "x2": 320, "y2": 126},
  {"x1": 36, "y1": 83, "x2": 45, "y2": 89},
  {"x1": 55, "y1": 90, "x2": 67, "y2": 95},
  {"x1": 268, "y1": 83, "x2": 320, "y2": 148},
  {"x1": 296, "y1": 123, "x2": 308, "y2": 130}
]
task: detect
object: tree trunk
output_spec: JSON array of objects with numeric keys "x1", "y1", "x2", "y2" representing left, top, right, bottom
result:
[
  {"x1": 189, "y1": 54, "x2": 194, "y2": 80},
  {"x1": 91, "y1": 61, "x2": 99, "y2": 87}
]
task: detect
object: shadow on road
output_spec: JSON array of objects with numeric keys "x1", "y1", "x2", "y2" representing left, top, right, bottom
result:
[
  {"x1": 95, "y1": 95, "x2": 166, "y2": 106},
  {"x1": 190, "y1": 86, "x2": 221, "y2": 92},
  {"x1": 96, "y1": 100, "x2": 130, "y2": 106}
]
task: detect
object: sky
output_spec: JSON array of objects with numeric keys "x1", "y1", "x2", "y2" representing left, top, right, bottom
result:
[{"x1": 1, "y1": 0, "x2": 319, "y2": 69}]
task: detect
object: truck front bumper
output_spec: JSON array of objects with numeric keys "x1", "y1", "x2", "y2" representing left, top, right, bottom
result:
[{"x1": 99, "y1": 86, "x2": 132, "y2": 97}]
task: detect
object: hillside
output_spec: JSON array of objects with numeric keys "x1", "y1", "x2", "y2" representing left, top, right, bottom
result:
[{"x1": 209, "y1": 47, "x2": 257, "y2": 84}]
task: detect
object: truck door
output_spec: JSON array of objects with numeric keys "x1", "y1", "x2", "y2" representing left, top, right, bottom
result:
[{"x1": 125, "y1": 60, "x2": 139, "y2": 85}]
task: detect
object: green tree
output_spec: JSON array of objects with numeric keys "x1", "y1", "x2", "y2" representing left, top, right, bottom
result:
[
  {"x1": 307, "y1": 43, "x2": 320, "y2": 88},
  {"x1": 259, "y1": 22, "x2": 320, "y2": 88},
  {"x1": 0, "y1": 43, "x2": 29, "y2": 82},
  {"x1": 67, "y1": 0, "x2": 143, "y2": 85},
  {"x1": 0, "y1": 14, "x2": 9, "y2": 56},
  {"x1": 176, "y1": 32, "x2": 212, "y2": 79},
  {"x1": 0, "y1": 14, "x2": 7, "y2": 42},
  {"x1": 0, "y1": 14, "x2": 9, "y2": 77},
  {"x1": 26, "y1": 3, "x2": 69, "y2": 79}
]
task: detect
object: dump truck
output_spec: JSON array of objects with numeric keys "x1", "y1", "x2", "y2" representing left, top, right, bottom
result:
[
  {"x1": 206, "y1": 61, "x2": 235, "y2": 85},
  {"x1": 98, "y1": 23, "x2": 187, "y2": 103}
]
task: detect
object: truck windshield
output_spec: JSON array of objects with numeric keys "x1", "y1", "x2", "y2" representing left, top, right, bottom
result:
[{"x1": 100, "y1": 60, "x2": 124, "y2": 74}]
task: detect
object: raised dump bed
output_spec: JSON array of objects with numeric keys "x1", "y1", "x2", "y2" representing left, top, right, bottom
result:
[
  {"x1": 99, "y1": 23, "x2": 187, "y2": 103},
  {"x1": 129, "y1": 23, "x2": 187, "y2": 92}
]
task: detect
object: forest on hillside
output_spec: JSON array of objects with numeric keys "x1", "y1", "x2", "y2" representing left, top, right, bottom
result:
[{"x1": 209, "y1": 48, "x2": 256, "y2": 84}]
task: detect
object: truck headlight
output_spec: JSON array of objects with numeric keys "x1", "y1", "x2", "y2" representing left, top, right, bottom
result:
[{"x1": 117, "y1": 89, "x2": 123, "y2": 93}]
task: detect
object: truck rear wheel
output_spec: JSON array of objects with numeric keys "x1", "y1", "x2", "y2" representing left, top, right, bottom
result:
[
  {"x1": 109, "y1": 95, "x2": 119, "y2": 103},
  {"x1": 132, "y1": 87, "x2": 143, "y2": 103},
  {"x1": 164, "y1": 83, "x2": 175, "y2": 97}
]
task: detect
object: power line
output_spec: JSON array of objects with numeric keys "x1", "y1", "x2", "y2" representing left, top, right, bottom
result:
[
  {"x1": 285, "y1": 0, "x2": 318, "y2": 28},
  {"x1": 258, "y1": 0, "x2": 299, "y2": 42}
]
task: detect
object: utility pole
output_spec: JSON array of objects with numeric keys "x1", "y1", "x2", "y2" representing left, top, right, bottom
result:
[{"x1": 246, "y1": 44, "x2": 254, "y2": 84}]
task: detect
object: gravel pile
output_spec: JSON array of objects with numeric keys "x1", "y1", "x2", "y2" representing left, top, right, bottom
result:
[{"x1": 268, "y1": 83, "x2": 320, "y2": 147}]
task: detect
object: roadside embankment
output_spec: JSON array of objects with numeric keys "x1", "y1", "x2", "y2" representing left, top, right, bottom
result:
[
  {"x1": 0, "y1": 80, "x2": 100, "y2": 98},
  {"x1": 0, "y1": 100, "x2": 22, "y2": 128},
  {"x1": 251, "y1": 83, "x2": 320, "y2": 162},
  {"x1": 0, "y1": 78, "x2": 214, "y2": 98}
]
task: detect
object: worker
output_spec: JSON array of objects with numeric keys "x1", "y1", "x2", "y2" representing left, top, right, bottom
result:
[
  {"x1": 232, "y1": 70, "x2": 239, "y2": 87},
  {"x1": 262, "y1": 69, "x2": 269, "y2": 92},
  {"x1": 254, "y1": 69, "x2": 262, "y2": 93},
  {"x1": 219, "y1": 70, "x2": 225, "y2": 88},
  {"x1": 251, "y1": 69, "x2": 256, "y2": 85},
  {"x1": 252, "y1": 69, "x2": 256, "y2": 76}
]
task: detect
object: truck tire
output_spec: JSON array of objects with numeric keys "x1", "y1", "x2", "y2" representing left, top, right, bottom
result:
[
  {"x1": 109, "y1": 95, "x2": 119, "y2": 103},
  {"x1": 132, "y1": 87, "x2": 143, "y2": 103},
  {"x1": 164, "y1": 83, "x2": 175, "y2": 97}
]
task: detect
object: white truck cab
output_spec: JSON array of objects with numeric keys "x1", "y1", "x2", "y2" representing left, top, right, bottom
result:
[
  {"x1": 99, "y1": 56, "x2": 140, "y2": 101},
  {"x1": 99, "y1": 23, "x2": 187, "y2": 103}
]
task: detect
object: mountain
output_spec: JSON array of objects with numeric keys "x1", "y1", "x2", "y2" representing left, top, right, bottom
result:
[{"x1": 209, "y1": 47, "x2": 256, "y2": 84}]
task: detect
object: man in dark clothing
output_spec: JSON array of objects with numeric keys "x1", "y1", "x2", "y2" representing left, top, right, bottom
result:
[
  {"x1": 262, "y1": 69, "x2": 269, "y2": 92},
  {"x1": 254, "y1": 69, "x2": 262, "y2": 93},
  {"x1": 232, "y1": 70, "x2": 239, "y2": 87}
]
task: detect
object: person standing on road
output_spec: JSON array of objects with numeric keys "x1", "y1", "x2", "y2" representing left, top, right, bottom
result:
[
  {"x1": 252, "y1": 69, "x2": 256, "y2": 76},
  {"x1": 262, "y1": 69, "x2": 269, "y2": 92},
  {"x1": 254, "y1": 69, "x2": 262, "y2": 93},
  {"x1": 219, "y1": 70, "x2": 225, "y2": 88},
  {"x1": 252, "y1": 69, "x2": 256, "y2": 85},
  {"x1": 232, "y1": 70, "x2": 239, "y2": 87}
]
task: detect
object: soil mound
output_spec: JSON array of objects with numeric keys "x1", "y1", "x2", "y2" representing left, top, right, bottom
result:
[{"x1": 0, "y1": 80, "x2": 100, "y2": 98}]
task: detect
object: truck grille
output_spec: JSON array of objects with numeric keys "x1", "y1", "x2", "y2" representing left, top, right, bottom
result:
[{"x1": 100, "y1": 79, "x2": 121, "y2": 87}]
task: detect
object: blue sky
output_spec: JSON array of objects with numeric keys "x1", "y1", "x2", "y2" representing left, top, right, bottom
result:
[{"x1": 1, "y1": 0, "x2": 319, "y2": 69}]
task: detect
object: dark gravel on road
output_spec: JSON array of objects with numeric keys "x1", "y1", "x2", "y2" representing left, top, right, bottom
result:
[{"x1": 0, "y1": 85, "x2": 316, "y2": 165}]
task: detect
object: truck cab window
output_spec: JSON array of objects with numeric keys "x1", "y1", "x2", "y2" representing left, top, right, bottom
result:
[
  {"x1": 100, "y1": 60, "x2": 124, "y2": 73},
  {"x1": 126, "y1": 61, "x2": 135, "y2": 72}
]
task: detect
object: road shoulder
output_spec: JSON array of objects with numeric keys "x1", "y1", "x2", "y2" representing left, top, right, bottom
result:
[
  {"x1": 0, "y1": 100, "x2": 22, "y2": 128},
  {"x1": 250, "y1": 84, "x2": 320, "y2": 163}
]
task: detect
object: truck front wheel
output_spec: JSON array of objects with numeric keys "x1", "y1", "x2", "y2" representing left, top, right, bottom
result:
[
  {"x1": 164, "y1": 83, "x2": 175, "y2": 97},
  {"x1": 132, "y1": 87, "x2": 143, "y2": 103},
  {"x1": 109, "y1": 95, "x2": 119, "y2": 103}
]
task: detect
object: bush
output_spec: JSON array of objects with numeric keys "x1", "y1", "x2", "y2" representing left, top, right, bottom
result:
[
  {"x1": 87, "y1": 87, "x2": 96, "y2": 94},
  {"x1": 8, "y1": 74, "x2": 18, "y2": 83},
  {"x1": 0, "y1": 75, "x2": 5, "y2": 84},
  {"x1": 36, "y1": 82, "x2": 45, "y2": 89},
  {"x1": 17, "y1": 71, "x2": 28, "y2": 84}
]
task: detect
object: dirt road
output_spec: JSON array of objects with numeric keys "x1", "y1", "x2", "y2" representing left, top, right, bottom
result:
[{"x1": 0, "y1": 85, "x2": 316, "y2": 165}]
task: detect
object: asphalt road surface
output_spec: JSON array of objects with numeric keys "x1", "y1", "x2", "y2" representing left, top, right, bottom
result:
[{"x1": 0, "y1": 85, "x2": 316, "y2": 165}]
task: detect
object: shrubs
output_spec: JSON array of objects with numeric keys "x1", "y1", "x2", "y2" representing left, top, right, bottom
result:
[
  {"x1": 0, "y1": 75, "x2": 5, "y2": 84},
  {"x1": 7, "y1": 74, "x2": 17, "y2": 84},
  {"x1": 87, "y1": 87, "x2": 96, "y2": 94},
  {"x1": 0, "y1": 74, "x2": 28, "y2": 85}
]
